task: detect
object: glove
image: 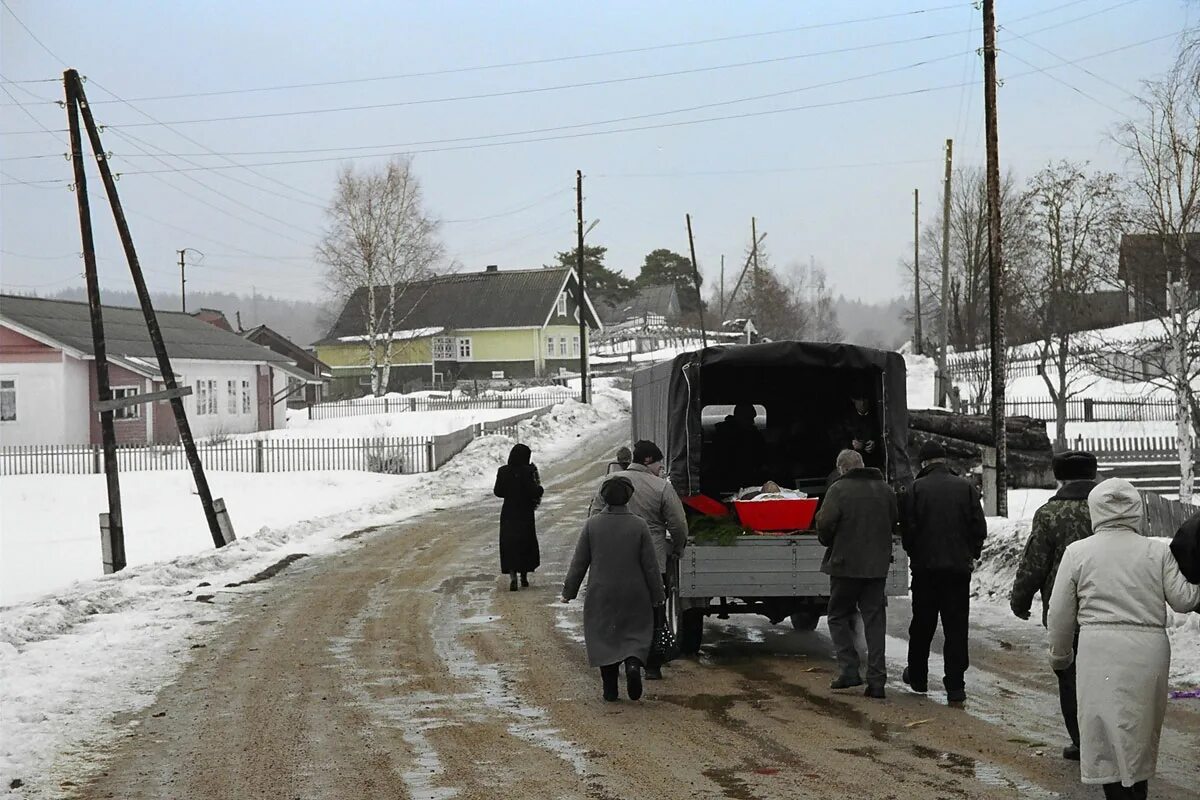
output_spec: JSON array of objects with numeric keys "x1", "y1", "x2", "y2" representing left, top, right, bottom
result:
[{"x1": 1010, "y1": 601, "x2": 1031, "y2": 621}]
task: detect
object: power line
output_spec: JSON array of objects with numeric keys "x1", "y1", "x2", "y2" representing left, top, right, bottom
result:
[
  {"x1": 1001, "y1": 26, "x2": 1137, "y2": 97},
  {"x1": 64, "y1": 3, "x2": 971, "y2": 104},
  {"x1": 1001, "y1": 49, "x2": 1127, "y2": 115},
  {"x1": 0, "y1": 0, "x2": 67, "y2": 68}
]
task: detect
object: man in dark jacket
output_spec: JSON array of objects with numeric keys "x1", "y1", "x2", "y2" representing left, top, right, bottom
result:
[
  {"x1": 1171, "y1": 510, "x2": 1200, "y2": 585},
  {"x1": 815, "y1": 449, "x2": 898, "y2": 699},
  {"x1": 900, "y1": 441, "x2": 987, "y2": 704},
  {"x1": 1009, "y1": 450, "x2": 1098, "y2": 761}
]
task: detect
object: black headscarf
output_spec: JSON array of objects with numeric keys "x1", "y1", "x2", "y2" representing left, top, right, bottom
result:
[
  {"x1": 600, "y1": 475, "x2": 635, "y2": 506},
  {"x1": 508, "y1": 443, "x2": 532, "y2": 467}
]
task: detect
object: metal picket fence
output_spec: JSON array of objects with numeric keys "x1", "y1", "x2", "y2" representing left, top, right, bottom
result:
[{"x1": 965, "y1": 397, "x2": 1179, "y2": 422}]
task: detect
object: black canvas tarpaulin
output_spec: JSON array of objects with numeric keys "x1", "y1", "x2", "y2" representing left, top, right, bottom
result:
[{"x1": 632, "y1": 341, "x2": 912, "y2": 496}]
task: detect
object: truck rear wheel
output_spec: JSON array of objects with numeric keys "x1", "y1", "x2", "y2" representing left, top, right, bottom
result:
[
  {"x1": 789, "y1": 612, "x2": 821, "y2": 631},
  {"x1": 678, "y1": 609, "x2": 704, "y2": 654}
]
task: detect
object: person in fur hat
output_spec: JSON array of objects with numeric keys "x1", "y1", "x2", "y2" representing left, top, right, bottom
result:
[{"x1": 1010, "y1": 450, "x2": 1099, "y2": 761}]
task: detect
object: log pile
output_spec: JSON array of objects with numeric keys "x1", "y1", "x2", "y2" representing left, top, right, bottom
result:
[{"x1": 907, "y1": 409, "x2": 1055, "y2": 488}]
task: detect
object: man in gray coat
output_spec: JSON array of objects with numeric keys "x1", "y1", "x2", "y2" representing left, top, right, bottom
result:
[
  {"x1": 815, "y1": 449, "x2": 898, "y2": 699},
  {"x1": 589, "y1": 439, "x2": 688, "y2": 679}
]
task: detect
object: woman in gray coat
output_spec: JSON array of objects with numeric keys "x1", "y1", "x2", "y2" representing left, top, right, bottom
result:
[{"x1": 562, "y1": 476, "x2": 666, "y2": 702}]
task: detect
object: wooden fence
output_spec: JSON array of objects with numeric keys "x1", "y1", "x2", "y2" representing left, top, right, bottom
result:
[
  {"x1": 0, "y1": 405, "x2": 555, "y2": 477},
  {"x1": 965, "y1": 397, "x2": 1179, "y2": 422},
  {"x1": 1074, "y1": 436, "x2": 1195, "y2": 462},
  {"x1": 308, "y1": 391, "x2": 570, "y2": 421}
]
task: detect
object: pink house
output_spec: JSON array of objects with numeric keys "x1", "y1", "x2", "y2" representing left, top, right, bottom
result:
[{"x1": 0, "y1": 294, "x2": 303, "y2": 446}]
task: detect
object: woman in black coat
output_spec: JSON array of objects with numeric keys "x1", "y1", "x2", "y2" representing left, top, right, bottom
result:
[{"x1": 494, "y1": 443, "x2": 544, "y2": 591}]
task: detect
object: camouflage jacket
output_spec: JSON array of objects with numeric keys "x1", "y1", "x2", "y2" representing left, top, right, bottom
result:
[{"x1": 1010, "y1": 480, "x2": 1097, "y2": 626}]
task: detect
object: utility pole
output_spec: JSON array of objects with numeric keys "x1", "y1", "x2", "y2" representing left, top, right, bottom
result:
[
  {"x1": 913, "y1": 189, "x2": 922, "y2": 354},
  {"x1": 750, "y1": 217, "x2": 760, "y2": 322},
  {"x1": 66, "y1": 70, "x2": 124, "y2": 573},
  {"x1": 983, "y1": 0, "x2": 1008, "y2": 516},
  {"x1": 178, "y1": 249, "x2": 187, "y2": 313},
  {"x1": 719, "y1": 254, "x2": 726, "y2": 320},
  {"x1": 575, "y1": 169, "x2": 589, "y2": 404},
  {"x1": 685, "y1": 214, "x2": 709, "y2": 348},
  {"x1": 69, "y1": 69, "x2": 232, "y2": 548},
  {"x1": 938, "y1": 139, "x2": 954, "y2": 406}
]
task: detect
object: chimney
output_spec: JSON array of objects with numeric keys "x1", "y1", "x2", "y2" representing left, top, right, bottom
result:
[{"x1": 485, "y1": 264, "x2": 498, "y2": 272}]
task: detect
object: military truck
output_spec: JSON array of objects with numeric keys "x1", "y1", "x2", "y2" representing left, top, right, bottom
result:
[{"x1": 630, "y1": 341, "x2": 912, "y2": 652}]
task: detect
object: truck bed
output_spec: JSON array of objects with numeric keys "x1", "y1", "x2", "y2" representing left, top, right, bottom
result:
[{"x1": 678, "y1": 535, "x2": 909, "y2": 598}]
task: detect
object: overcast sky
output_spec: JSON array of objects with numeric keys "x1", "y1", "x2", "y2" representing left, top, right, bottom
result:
[{"x1": 0, "y1": 0, "x2": 1191, "y2": 306}]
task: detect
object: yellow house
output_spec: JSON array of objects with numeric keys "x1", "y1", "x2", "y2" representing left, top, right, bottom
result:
[{"x1": 316, "y1": 266, "x2": 602, "y2": 397}]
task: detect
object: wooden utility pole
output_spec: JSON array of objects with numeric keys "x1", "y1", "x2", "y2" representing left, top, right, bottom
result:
[
  {"x1": 750, "y1": 217, "x2": 760, "y2": 321},
  {"x1": 69, "y1": 69, "x2": 232, "y2": 548},
  {"x1": 575, "y1": 169, "x2": 589, "y2": 404},
  {"x1": 913, "y1": 188, "x2": 922, "y2": 354},
  {"x1": 65, "y1": 72, "x2": 125, "y2": 573},
  {"x1": 938, "y1": 139, "x2": 954, "y2": 406},
  {"x1": 685, "y1": 214, "x2": 709, "y2": 348},
  {"x1": 982, "y1": 1, "x2": 1008, "y2": 516},
  {"x1": 178, "y1": 249, "x2": 187, "y2": 313},
  {"x1": 719, "y1": 254, "x2": 725, "y2": 320}
]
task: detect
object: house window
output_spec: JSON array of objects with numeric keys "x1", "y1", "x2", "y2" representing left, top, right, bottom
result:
[
  {"x1": 112, "y1": 386, "x2": 141, "y2": 420},
  {"x1": 241, "y1": 380, "x2": 252, "y2": 414},
  {"x1": 0, "y1": 378, "x2": 15, "y2": 422},
  {"x1": 572, "y1": 336, "x2": 580, "y2": 357},
  {"x1": 227, "y1": 380, "x2": 238, "y2": 414},
  {"x1": 558, "y1": 337, "x2": 569, "y2": 357},
  {"x1": 196, "y1": 379, "x2": 217, "y2": 415},
  {"x1": 433, "y1": 336, "x2": 455, "y2": 360},
  {"x1": 546, "y1": 337, "x2": 555, "y2": 358},
  {"x1": 491, "y1": 370, "x2": 505, "y2": 379},
  {"x1": 556, "y1": 293, "x2": 568, "y2": 317},
  {"x1": 457, "y1": 337, "x2": 473, "y2": 360}
]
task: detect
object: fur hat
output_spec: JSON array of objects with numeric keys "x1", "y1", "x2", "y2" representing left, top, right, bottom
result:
[
  {"x1": 600, "y1": 475, "x2": 635, "y2": 506},
  {"x1": 918, "y1": 441, "x2": 946, "y2": 462},
  {"x1": 1053, "y1": 450, "x2": 1098, "y2": 481}
]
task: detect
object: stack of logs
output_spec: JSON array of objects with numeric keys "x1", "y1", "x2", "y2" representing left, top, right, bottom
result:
[{"x1": 907, "y1": 409, "x2": 1055, "y2": 488}]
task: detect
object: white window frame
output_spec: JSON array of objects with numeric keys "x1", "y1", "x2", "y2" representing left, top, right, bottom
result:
[
  {"x1": 558, "y1": 336, "x2": 569, "y2": 357},
  {"x1": 195, "y1": 379, "x2": 209, "y2": 416},
  {"x1": 457, "y1": 337, "x2": 473, "y2": 361},
  {"x1": 112, "y1": 386, "x2": 141, "y2": 420},
  {"x1": 433, "y1": 336, "x2": 455, "y2": 360},
  {"x1": 227, "y1": 380, "x2": 238, "y2": 414},
  {"x1": 241, "y1": 379, "x2": 252, "y2": 414},
  {"x1": 572, "y1": 335, "x2": 580, "y2": 357},
  {"x1": 0, "y1": 377, "x2": 16, "y2": 423},
  {"x1": 491, "y1": 370, "x2": 505, "y2": 379},
  {"x1": 546, "y1": 336, "x2": 555, "y2": 358},
  {"x1": 556, "y1": 293, "x2": 568, "y2": 317}
]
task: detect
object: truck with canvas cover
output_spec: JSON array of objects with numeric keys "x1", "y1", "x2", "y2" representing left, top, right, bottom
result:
[{"x1": 630, "y1": 341, "x2": 912, "y2": 653}]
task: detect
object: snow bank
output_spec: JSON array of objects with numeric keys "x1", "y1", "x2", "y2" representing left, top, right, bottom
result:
[
  {"x1": 275, "y1": 407, "x2": 520, "y2": 437},
  {"x1": 971, "y1": 490, "x2": 1200, "y2": 686},
  {"x1": 0, "y1": 388, "x2": 630, "y2": 795},
  {"x1": 904, "y1": 353, "x2": 938, "y2": 410}
]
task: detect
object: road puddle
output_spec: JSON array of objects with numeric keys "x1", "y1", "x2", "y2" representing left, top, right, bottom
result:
[{"x1": 909, "y1": 743, "x2": 1060, "y2": 798}]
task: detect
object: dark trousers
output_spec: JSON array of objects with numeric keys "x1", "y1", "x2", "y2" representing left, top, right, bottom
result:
[
  {"x1": 1102, "y1": 781, "x2": 1147, "y2": 799},
  {"x1": 827, "y1": 576, "x2": 887, "y2": 688},
  {"x1": 600, "y1": 663, "x2": 619, "y2": 698},
  {"x1": 1055, "y1": 629, "x2": 1081, "y2": 747},
  {"x1": 907, "y1": 569, "x2": 971, "y2": 691}
]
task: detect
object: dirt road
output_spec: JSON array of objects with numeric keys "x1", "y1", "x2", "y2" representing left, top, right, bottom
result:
[{"x1": 75, "y1": 421, "x2": 1199, "y2": 799}]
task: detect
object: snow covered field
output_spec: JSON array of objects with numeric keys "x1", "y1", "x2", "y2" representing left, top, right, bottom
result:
[
  {"x1": 0, "y1": 389, "x2": 630, "y2": 792},
  {"x1": 275, "y1": 406, "x2": 524, "y2": 438}
]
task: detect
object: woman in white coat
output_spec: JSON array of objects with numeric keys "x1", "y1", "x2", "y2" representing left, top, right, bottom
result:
[{"x1": 1047, "y1": 479, "x2": 1200, "y2": 799}]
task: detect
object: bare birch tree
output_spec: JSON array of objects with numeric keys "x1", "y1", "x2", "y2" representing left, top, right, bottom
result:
[
  {"x1": 1112, "y1": 51, "x2": 1200, "y2": 501},
  {"x1": 318, "y1": 157, "x2": 444, "y2": 396},
  {"x1": 1021, "y1": 161, "x2": 1124, "y2": 447}
]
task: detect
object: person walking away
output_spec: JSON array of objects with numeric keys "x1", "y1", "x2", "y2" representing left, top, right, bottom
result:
[
  {"x1": 562, "y1": 476, "x2": 666, "y2": 702},
  {"x1": 1009, "y1": 451, "x2": 1099, "y2": 761},
  {"x1": 1169, "y1": 508, "x2": 1200, "y2": 585},
  {"x1": 494, "y1": 443, "x2": 544, "y2": 591},
  {"x1": 900, "y1": 441, "x2": 986, "y2": 704},
  {"x1": 588, "y1": 439, "x2": 688, "y2": 680},
  {"x1": 1047, "y1": 479, "x2": 1200, "y2": 799},
  {"x1": 815, "y1": 449, "x2": 898, "y2": 699}
]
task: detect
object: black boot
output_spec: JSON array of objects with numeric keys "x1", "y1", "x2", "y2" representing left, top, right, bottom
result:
[
  {"x1": 509, "y1": 572, "x2": 519, "y2": 591},
  {"x1": 601, "y1": 664, "x2": 619, "y2": 701},
  {"x1": 624, "y1": 658, "x2": 643, "y2": 701},
  {"x1": 520, "y1": 573, "x2": 529, "y2": 588}
]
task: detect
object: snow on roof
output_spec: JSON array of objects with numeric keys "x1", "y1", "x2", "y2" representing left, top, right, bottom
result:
[{"x1": 336, "y1": 326, "x2": 445, "y2": 343}]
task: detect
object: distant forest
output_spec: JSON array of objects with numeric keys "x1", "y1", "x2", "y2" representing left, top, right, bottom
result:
[{"x1": 47, "y1": 288, "x2": 331, "y2": 347}]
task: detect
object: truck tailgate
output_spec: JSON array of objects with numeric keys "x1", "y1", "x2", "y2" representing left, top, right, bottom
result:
[{"x1": 678, "y1": 535, "x2": 909, "y2": 598}]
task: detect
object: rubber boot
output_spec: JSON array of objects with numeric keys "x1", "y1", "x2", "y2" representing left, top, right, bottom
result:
[{"x1": 509, "y1": 572, "x2": 519, "y2": 591}]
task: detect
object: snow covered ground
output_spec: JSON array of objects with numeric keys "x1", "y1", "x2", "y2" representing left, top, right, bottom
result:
[
  {"x1": 274, "y1": 407, "x2": 524, "y2": 438},
  {"x1": 972, "y1": 489, "x2": 1200, "y2": 687},
  {"x1": 0, "y1": 388, "x2": 631, "y2": 794}
]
